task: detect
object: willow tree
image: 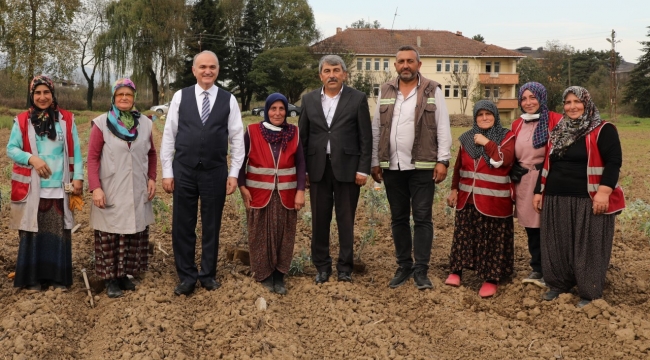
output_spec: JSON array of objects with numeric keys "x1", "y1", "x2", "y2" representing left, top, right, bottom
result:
[
  {"x1": 96, "y1": 0, "x2": 186, "y2": 106},
  {"x1": 0, "y1": 0, "x2": 80, "y2": 104}
]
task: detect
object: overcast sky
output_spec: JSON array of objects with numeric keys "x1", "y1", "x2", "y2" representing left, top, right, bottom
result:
[{"x1": 309, "y1": 0, "x2": 649, "y2": 63}]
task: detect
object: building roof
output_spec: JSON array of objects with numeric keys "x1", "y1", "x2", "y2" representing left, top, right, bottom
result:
[
  {"x1": 617, "y1": 59, "x2": 636, "y2": 73},
  {"x1": 514, "y1": 46, "x2": 546, "y2": 60},
  {"x1": 311, "y1": 28, "x2": 526, "y2": 58}
]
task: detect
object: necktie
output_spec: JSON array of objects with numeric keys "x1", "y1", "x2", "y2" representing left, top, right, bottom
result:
[{"x1": 201, "y1": 91, "x2": 210, "y2": 124}]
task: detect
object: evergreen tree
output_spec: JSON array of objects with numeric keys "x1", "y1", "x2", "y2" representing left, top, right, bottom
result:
[
  {"x1": 230, "y1": 0, "x2": 264, "y2": 111},
  {"x1": 172, "y1": 0, "x2": 229, "y2": 90},
  {"x1": 623, "y1": 27, "x2": 650, "y2": 117}
]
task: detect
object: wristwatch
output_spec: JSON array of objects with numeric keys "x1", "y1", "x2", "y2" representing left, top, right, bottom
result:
[{"x1": 437, "y1": 160, "x2": 449, "y2": 168}]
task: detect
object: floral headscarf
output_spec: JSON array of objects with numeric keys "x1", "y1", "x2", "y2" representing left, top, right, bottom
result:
[
  {"x1": 459, "y1": 100, "x2": 509, "y2": 166},
  {"x1": 259, "y1": 93, "x2": 296, "y2": 151},
  {"x1": 107, "y1": 78, "x2": 140, "y2": 142},
  {"x1": 29, "y1": 75, "x2": 59, "y2": 140},
  {"x1": 549, "y1": 86, "x2": 602, "y2": 158},
  {"x1": 518, "y1": 82, "x2": 549, "y2": 148}
]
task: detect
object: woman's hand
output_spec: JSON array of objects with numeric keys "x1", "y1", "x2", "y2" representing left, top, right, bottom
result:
[
  {"x1": 295, "y1": 190, "x2": 305, "y2": 211},
  {"x1": 447, "y1": 189, "x2": 458, "y2": 208},
  {"x1": 29, "y1": 156, "x2": 52, "y2": 179},
  {"x1": 474, "y1": 134, "x2": 489, "y2": 146},
  {"x1": 532, "y1": 194, "x2": 543, "y2": 214},
  {"x1": 93, "y1": 188, "x2": 106, "y2": 209},
  {"x1": 239, "y1": 186, "x2": 251, "y2": 210},
  {"x1": 72, "y1": 180, "x2": 83, "y2": 195},
  {"x1": 593, "y1": 186, "x2": 612, "y2": 215},
  {"x1": 147, "y1": 179, "x2": 156, "y2": 201}
]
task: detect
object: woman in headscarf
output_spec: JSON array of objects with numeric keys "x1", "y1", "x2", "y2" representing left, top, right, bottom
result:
[
  {"x1": 6, "y1": 75, "x2": 84, "y2": 290},
  {"x1": 238, "y1": 93, "x2": 305, "y2": 295},
  {"x1": 511, "y1": 82, "x2": 563, "y2": 288},
  {"x1": 445, "y1": 100, "x2": 515, "y2": 298},
  {"x1": 533, "y1": 86, "x2": 624, "y2": 308},
  {"x1": 87, "y1": 78, "x2": 157, "y2": 298}
]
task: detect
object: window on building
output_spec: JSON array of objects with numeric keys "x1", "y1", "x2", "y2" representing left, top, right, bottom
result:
[
  {"x1": 494, "y1": 61, "x2": 501, "y2": 73},
  {"x1": 445, "y1": 60, "x2": 451, "y2": 72},
  {"x1": 444, "y1": 85, "x2": 451, "y2": 98},
  {"x1": 462, "y1": 60, "x2": 468, "y2": 73},
  {"x1": 485, "y1": 86, "x2": 491, "y2": 98},
  {"x1": 383, "y1": 59, "x2": 389, "y2": 71},
  {"x1": 374, "y1": 58, "x2": 380, "y2": 71},
  {"x1": 493, "y1": 86, "x2": 500, "y2": 98},
  {"x1": 453, "y1": 60, "x2": 460, "y2": 73},
  {"x1": 365, "y1": 58, "x2": 371, "y2": 71},
  {"x1": 461, "y1": 86, "x2": 467, "y2": 98},
  {"x1": 373, "y1": 84, "x2": 380, "y2": 97},
  {"x1": 357, "y1": 58, "x2": 362, "y2": 71},
  {"x1": 485, "y1": 61, "x2": 492, "y2": 73},
  {"x1": 453, "y1": 85, "x2": 459, "y2": 98},
  {"x1": 437, "y1": 60, "x2": 442, "y2": 72}
]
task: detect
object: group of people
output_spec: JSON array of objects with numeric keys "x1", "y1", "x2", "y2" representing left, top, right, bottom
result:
[{"x1": 6, "y1": 47, "x2": 624, "y2": 308}]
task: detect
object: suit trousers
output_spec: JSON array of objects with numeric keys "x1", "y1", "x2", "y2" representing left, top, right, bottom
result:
[
  {"x1": 383, "y1": 169, "x2": 435, "y2": 271},
  {"x1": 310, "y1": 158, "x2": 360, "y2": 273},
  {"x1": 172, "y1": 160, "x2": 227, "y2": 283}
]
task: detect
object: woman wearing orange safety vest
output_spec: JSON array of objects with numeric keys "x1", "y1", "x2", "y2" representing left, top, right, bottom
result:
[
  {"x1": 238, "y1": 93, "x2": 306, "y2": 295},
  {"x1": 6, "y1": 75, "x2": 84, "y2": 291},
  {"x1": 445, "y1": 100, "x2": 516, "y2": 298},
  {"x1": 533, "y1": 86, "x2": 624, "y2": 308}
]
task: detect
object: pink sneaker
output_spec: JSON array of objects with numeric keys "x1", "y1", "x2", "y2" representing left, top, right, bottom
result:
[
  {"x1": 445, "y1": 274, "x2": 461, "y2": 287},
  {"x1": 479, "y1": 282, "x2": 498, "y2": 298}
]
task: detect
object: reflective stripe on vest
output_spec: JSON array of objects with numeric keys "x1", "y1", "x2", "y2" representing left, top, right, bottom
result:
[
  {"x1": 587, "y1": 166, "x2": 604, "y2": 176},
  {"x1": 379, "y1": 161, "x2": 390, "y2": 169},
  {"x1": 246, "y1": 179, "x2": 275, "y2": 190},
  {"x1": 459, "y1": 170, "x2": 510, "y2": 184},
  {"x1": 414, "y1": 161, "x2": 436, "y2": 169},
  {"x1": 247, "y1": 165, "x2": 296, "y2": 176},
  {"x1": 11, "y1": 172, "x2": 30, "y2": 183},
  {"x1": 277, "y1": 181, "x2": 297, "y2": 190},
  {"x1": 458, "y1": 183, "x2": 511, "y2": 198}
]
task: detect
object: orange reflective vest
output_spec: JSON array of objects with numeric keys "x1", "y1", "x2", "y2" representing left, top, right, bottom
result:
[
  {"x1": 11, "y1": 110, "x2": 75, "y2": 202},
  {"x1": 540, "y1": 122, "x2": 625, "y2": 214},
  {"x1": 245, "y1": 123, "x2": 299, "y2": 209},
  {"x1": 457, "y1": 132, "x2": 515, "y2": 218}
]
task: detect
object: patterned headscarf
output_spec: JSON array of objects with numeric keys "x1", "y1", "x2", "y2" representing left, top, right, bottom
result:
[
  {"x1": 459, "y1": 100, "x2": 510, "y2": 166},
  {"x1": 518, "y1": 82, "x2": 549, "y2": 148},
  {"x1": 29, "y1": 75, "x2": 59, "y2": 140},
  {"x1": 549, "y1": 86, "x2": 602, "y2": 158},
  {"x1": 259, "y1": 93, "x2": 296, "y2": 151},
  {"x1": 107, "y1": 78, "x2": 140, "y2": 142}
]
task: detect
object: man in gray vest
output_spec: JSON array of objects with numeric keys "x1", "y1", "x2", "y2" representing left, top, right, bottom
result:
[
  {"x1": 371, "y1": 45, "x2": 452, "y2": 290},
  {"x1": 161, "y1": 50, "x2": 245, "y2": 296}
]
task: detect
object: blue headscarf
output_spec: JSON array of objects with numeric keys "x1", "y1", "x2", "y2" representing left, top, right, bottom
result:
[
  {"x1": 518, "y1": 82, "x2": 549, "y2": 148},
  {"x1": 259, "y1": 93, "x2": 295, "y2": 151},
  {"x1": 107, "y1": 78, "x2": 140, "y2": 142}
]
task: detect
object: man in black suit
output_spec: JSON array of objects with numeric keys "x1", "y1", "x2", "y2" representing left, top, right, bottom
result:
[{"x1": 298, "y1": 54, "x2": 372, "y2": 284}]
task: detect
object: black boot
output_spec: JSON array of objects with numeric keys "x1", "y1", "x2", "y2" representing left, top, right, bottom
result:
[
  {"x1": 118, "y1": 276, "x2": 136, "y2": 291},
  {"x1": 273, "y1": 270, "x2": 287, "y2": 295},
  {"x1": 260, "y1": 275, "x2": 274, "y2": 293},
  {"x1": 106, "y1": 279, "x2": 123, "y2": 298}
]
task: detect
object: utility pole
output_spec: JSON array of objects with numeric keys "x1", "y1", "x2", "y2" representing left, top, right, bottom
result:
[{"x1": 606, "y1": 29, "x2": 621, "y2": 120}]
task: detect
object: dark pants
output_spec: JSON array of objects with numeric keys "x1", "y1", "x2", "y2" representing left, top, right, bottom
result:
[
  {"x1": 172, "y1": 161, "x2": 227, "y2": 283},
  {"x1": 310, "y1": 159, "x2": 360, "y2": 273},
  {"x1": 383, "y1": 169, "x2": 435, "y2": 271},
  {"x1": 526, "y1": 227, "x2": 542, "y2": 273}
]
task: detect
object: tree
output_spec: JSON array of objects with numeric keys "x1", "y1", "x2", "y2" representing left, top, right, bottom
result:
[
  {"x1": 623, "y1": 27, "x2": 650, "y2": 117},
  {"x1": 230, "y1": 0, "x2": 263, "y2": 111},
  {"x1": 539, "y1": 41, "x2": 574, "y2": 111},
  {"x1": 74, "y1": 0, "x2": 109, "y2": 110},
  {"x1": 472, "y1": 34, "x2": 485, "y2": 43},
  {"x1": 349, "y1": 72, "x2": 373, "y2": 96},
  {"x1": 348, "y1": 19, "x2": 381, "y2": 29},
  {"x1": 0, "y1": 0, "x2": 81, "y2": 104},
  {"x1": 446, "y1": 67, "x2": 477, "y2": 115},
  {"x1": 173, "y1": 0, "x2": 229, "y2": 90},
  {"x1": 248, "y1": 46, "x2": 319, "y2": 104},
  {"x1": 97, "y1": 0, "x2": 187, "y2": 106},
  {"x1": 517, "y1": 57, "x2": 547, "y2": 87}
]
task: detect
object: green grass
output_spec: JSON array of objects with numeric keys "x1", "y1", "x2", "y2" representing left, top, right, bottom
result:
[
  {"x1": 601, "y1": 114, "x2": 650, "y2": 128},
  {"x1": 0, "y1": 115, "x2": 13, "y2": 130}
]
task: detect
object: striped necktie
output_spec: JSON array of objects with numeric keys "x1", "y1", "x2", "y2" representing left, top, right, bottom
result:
[{"x1": 201, "y1": 91, "x2": 210, "y2": 125}]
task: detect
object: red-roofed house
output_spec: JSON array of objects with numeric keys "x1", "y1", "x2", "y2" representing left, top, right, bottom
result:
[{"x1": 311, "y1": 28, "x2": 525, "y2": 119}]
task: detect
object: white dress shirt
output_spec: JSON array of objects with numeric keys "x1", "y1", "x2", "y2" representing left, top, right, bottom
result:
[
  {"x1": 320, "y1": 86, "x2": 343, "y2": 154},
  {"x1": 371, "y1": 78, "x2": 452, "y2": 170},
  {"x1": 160, "y1": 84, "x2": 245, "y2": 178}
]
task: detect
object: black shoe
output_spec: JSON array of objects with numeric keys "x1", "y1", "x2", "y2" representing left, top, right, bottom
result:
[
  {"x1": 388, "y1": 267, "x2": 413, "y2": 288},
  {"x1": 576, "y1": 299, "x2": 592, "y2": 308},
  {"x1": 315, "y1": 270, "x2": 331, "y2": 284},
  {"x1": 174, "y1": 281, "x2": 196, "y2": 296},
  {"x1": 118, "y1": 276, "x2": 136, "y2": 291},
  {"x1": 260, "y1": 276, "x2": 275, "y2": 293},
  {"x1": 106, "y1": 279, "x2": 123, "y2": 298},
  {"x1": 542, "y1": 290, "x2": 561, "y2": 301},
  {"x1": 413, "y1": 270, "x2": 433, "y2": 290},
  {"x1": 337, "y1": 271, "x2": 352, "y2": 282},
  {"x1": 25, "y1": 283, "x2": 42, "y2": 291},
  {"x1": 273, "y1": 277, "x2": 287, "y2": 295},
  {"x1": 200, "y1": 278, "x2": 221, "y2": 291}
]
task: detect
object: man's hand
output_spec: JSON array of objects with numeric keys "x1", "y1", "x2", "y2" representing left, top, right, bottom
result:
[
  {"x1": 532, "y1": 194, "x2": 543, "y2": 214},
  {"x1": 239, "y1": 186, "x2": 251, "y2": 209},
  {"x1": 294, "y1": 190, "x2": 305, "y2": 210},
  {"x1": 147, "y1": 179, "x2": 156, "y2": 201},
  {"x1": 72, "y1": 179, "x2": 83, "y2": 195},
  {"x1": 433, "y1": 163, "x2": 448, "y2": 184},
  {"x1": 162, "y1": 178, "x2": 174, "y2": 194},
  {"x1": 226, "y1": 177, "x2": 238, "y2": 195},
  {"x1": 29, "y1": 156, "x2": 52, "y2": 179},
  {"x1": 92, "y1": 188, "x2": 106, "y2": 209},
  {"x1": 371, "y1": 166, "x2": 383, "y2": 183},
  {"x1": 355, "y1": 173, "x2": 367, "y2": 186}
]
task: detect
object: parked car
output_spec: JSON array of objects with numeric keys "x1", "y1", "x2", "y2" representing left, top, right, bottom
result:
[
  {"x1": 150, "y1": 102, "x2": 170, "y2": 114},
  {"x1": 251, "y1": 103, "x2": 301, "y2": 118}
]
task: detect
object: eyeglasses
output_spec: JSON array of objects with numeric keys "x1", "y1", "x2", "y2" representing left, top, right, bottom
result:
[{"x1": 115, "y1": 93, "x2": 134, "y2": 99}]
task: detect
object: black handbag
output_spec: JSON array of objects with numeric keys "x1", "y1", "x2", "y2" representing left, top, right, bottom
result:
[{"x1": 509, "y1": 162, "x2": 528, "y2": 183}]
